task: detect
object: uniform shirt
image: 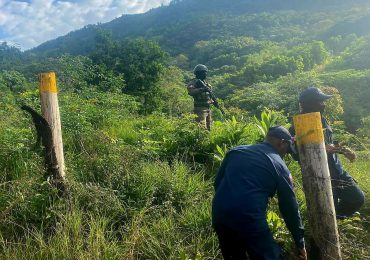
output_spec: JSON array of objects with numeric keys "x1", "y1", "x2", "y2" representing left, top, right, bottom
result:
[
  {"x1": 187, "y1": 79, "x2": 212, "y2": 108},
  {"x1": 322, "y1": 117, "x2": 348, "y2": 178},
  {"x1": 212, "y1": 143, "x2": 305, "y2": 249},
  {"x1": 290, "y1": 116, "x2": 349, "y2": 179}
]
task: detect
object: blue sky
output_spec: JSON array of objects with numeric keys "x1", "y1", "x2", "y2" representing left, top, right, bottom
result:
[{"x1": 0, "y1": 0, "x2": 172, "y2": 50}]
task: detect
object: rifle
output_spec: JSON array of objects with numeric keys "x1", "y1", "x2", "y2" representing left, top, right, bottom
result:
[{"x1": 197, "y1": 79, "x2": 225, "y2": 115}]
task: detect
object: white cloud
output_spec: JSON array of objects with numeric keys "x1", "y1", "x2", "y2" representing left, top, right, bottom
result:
[{"x1": 0, "y1": 0, "x2": 172, "y2": 50}]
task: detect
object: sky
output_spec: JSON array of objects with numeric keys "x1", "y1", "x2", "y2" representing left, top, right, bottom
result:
[{"x1": 0, "y1": 0, "x2": 172, "y2": 50}]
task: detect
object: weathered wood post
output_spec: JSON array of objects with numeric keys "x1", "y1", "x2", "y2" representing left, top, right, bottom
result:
[
  {"x1": 293, "y1": 112, "x2": 341, "y2": 260},
  {"x1": 39, "y1": 72, "x2": 66, "y2": 182}
]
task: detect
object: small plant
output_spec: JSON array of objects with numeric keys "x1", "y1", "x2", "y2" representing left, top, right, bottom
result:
[
  {"x1": 211, "y1": 116, "x2": 252, "y2": 147},
  {"x1": 214, "y1": 144, "x2": 228, "y2": 162},
  {"x1": 267, "y1": 211, "x2": 283, "y2": 237},
  {"x1": 224, "y1": 116, "x2": 249, "y2": 145},
  {"x1": 254, "y1": 109, "x2": 279, "y2": 137}
]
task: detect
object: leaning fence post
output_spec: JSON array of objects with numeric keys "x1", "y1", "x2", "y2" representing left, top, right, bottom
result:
[
  {"x1": 293, "y1": 112, "x2": 341, "y2": 259},
  {"x1": 39, "y1": 72, "x2": 66, "y2": 182}
]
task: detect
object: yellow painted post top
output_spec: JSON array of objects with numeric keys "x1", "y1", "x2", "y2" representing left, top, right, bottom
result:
[
  {"x1": 293, "y1": 112, "x2": 324, "y2": 145},
  {"x1": 39, "y1": 72, "x2": 57, "y2": 93}
]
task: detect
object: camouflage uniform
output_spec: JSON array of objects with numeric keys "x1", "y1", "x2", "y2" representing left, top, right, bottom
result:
[{"x1": 187, "y1": 79, "x2": 213, "y2": 130}]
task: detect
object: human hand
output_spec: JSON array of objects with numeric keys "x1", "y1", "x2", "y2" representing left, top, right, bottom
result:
[
  {"x1": 333, "y1": 142, "x2": 357, "y2": 162},
  {"x1": 298, "y1": 247, "x2": 307, "y2": 260},
  {"x1": 203, "y1": 86, "x2": 212, "y2": 93}
]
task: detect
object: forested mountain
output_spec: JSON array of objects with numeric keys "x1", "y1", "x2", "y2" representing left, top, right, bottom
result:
[
  {"x1": 1, "y1": 0, "x2": 370, "y2": 259},
  {"x1": 1, "y1": 0, "x2": 370, "y2": 131},
  {"x1": 31, "y1": 0, "x2": 370, "y2": 56},
  {"x1": 22, "y1": 0, "x2": 370, "y2": 132}
]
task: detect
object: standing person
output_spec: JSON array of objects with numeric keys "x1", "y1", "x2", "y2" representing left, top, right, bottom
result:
[
  {"x1": 212, "y1": 126, "x2": 307, "y2": 260},
  {"x1": 293, "y1": 86, "x2": 365, "y2": 219},
  {"x1": 187, "y1": 64, "x2": 214, "y2": 130}
]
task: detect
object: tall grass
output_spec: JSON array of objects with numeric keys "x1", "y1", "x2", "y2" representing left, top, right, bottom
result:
[{"x1": 1, "y1": 90, "x2": 369, "y2": 259}]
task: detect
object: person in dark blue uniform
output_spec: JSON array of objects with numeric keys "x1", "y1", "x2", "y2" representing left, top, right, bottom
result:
[
  {"x1": 212, "y1": 126, "x2": 307, "y2": 260},
  {"x1": 292, "y1": 87, "x2": 365, "y2": 219}
]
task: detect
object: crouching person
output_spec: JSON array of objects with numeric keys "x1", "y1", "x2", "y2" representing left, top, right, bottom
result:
[
  {"x1": 212, "y1": 126, "x2": 306, "y2": 260},
  {"x1": 293, "y1": 87, "x2": 365, "y2": 219}
]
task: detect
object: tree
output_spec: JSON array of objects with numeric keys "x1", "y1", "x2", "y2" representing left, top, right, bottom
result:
[
  {"x1": 319, "y1": 86, "x2": 344, "y2": 122},
  {"x1": 156, "y1": 66, "x2": 192, "y2": 116},
  {"x1": 90, "y1": 29, "x2": 116, "y2": 69},
  {"x1": 0, "y1": 70, "x2": 29, "y2": 93},
  {"x1": 0, "y1": 42, "x2": 24, "y2": 71},
  {"x1": 90, "y1": 32, "x2": 168, "y2": 113}
]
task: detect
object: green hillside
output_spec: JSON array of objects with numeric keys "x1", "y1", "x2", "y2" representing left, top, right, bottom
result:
[
  {"x1": 1, "y1": 0, "x2": 370, "y2": 259},
  {"x1": 9, "y1": 0, "x2": 370, "y2": 130},
  {"x1": 30, "y1": 0, "x2": 370, "y2": 56}
]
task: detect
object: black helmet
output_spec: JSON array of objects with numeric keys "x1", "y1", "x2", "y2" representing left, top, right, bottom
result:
[{"x1": 193, "y1": 64, "x2": 208, "y2": 74}]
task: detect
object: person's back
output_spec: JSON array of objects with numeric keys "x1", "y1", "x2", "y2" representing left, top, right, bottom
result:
[
  {"x1": 212, "y1": 126, "x2": 306, "y2": 260},
  {"x1": 212, "y1": 143, "x2": 282, "y2": 233}
]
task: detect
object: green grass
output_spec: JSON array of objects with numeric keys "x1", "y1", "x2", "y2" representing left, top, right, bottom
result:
[
  {"x1": 1, "y1": 90, "x2": 369, "y2": 260},
  {"x1": 338, "y1": 152, "x2": 370, "y2": 259}
]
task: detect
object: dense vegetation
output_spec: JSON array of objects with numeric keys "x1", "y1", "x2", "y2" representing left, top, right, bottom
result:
[{"x1": 1, "y1": 0, "x2": 369, "y2": 259}]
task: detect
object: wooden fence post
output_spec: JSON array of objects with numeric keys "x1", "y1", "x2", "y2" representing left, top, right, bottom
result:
[
  {"x1": 39, "y1": 72, "x2": 66, "y2": 182},
  {"x1": 293, "y1": 112, "x2": 341, "y2": 260}
]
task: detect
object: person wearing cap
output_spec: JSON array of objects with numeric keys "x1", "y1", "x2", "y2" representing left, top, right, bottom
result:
[
  {"x1": 187, "y1": 64, "x2": 214, "y2": 130},
  {"x1": 292, "y1": 86, "x2": 365, "y2": 219},
  {"x1": 212, "y1": 126, "x2": 306, "y2": 260}
]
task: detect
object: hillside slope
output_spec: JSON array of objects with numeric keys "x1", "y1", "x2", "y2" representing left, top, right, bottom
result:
[
  {"x1": 30, "y1": 0, "x2": 370, "y2": 56},
  {"x1": 9, "y1": 0, "x2": 370, "y2": 130}
]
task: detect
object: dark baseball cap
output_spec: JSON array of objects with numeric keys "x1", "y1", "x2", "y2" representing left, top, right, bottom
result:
[
  {"x1": 267, "y1": 126, "x2": 297, "y2": 154},
  {"x1": 299, "y1": 87, "x2": 333, "y2": 103},
  {"x1": 267, "y1": 126, "x2": 292, "y2": 141}
]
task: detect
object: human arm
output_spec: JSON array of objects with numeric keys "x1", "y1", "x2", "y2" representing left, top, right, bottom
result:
[
  {"x1": 288, "y1": 124, "x2": 347, "y2": 163},
  {"x1": 341, "y1": 147, "x2": 356, "y2": 162},
  {"x1": 196, "y1": 80, "x2": 225, "y2": 114},
  {"x1": 276, "y1": 168, "x2": 305, "y2": 250},
  {"x1": 325, "y1": 143, "x2": 356, "y2": 162},
  {"x1": 332, "y1": 142, "x2": 357, "y2": 162},
  {"x1": 187, "y1": 81, "x2": 208, "y2": 96},
  {"x1": 326, "y1": 144, "x2": 342, "y2": 154}
]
